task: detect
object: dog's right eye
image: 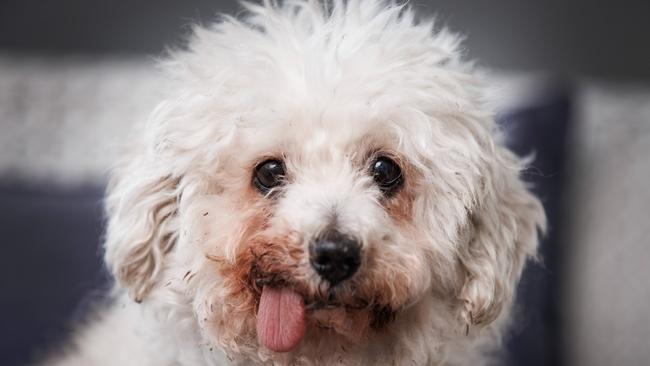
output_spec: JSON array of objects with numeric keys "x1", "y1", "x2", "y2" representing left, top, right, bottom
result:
[{"x1": 253, "y1": 159, "x2": 285, "y2": 194}]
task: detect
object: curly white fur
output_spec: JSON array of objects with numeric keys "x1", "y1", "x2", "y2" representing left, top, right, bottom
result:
[{"x1": 47, "y1": 1, "x2": 545, "y2": 365}]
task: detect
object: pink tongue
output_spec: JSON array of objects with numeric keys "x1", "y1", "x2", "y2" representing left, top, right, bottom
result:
[{"x1": 256, "y1": 286, "x2": 306, "y2": 352}]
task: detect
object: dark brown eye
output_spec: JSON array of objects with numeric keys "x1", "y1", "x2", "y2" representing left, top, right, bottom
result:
[
  {"x1": 372, "y1": 156, "x2": 403, "y2": 194},
  {"x1": 253, "y1": 159, "x2": 285, "y2": 194}
]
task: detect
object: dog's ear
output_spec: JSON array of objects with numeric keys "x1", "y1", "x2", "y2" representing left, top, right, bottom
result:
[
  {"x1": 457, "y1": 148, "x2": 545, "y2": 329},
  {"x1": 103, "y1": 157, "x2": 181, "y2": 302}
]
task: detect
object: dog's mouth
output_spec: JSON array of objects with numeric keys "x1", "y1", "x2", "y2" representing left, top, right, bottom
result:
[
  {"x1": 250, "y1": 273, "x2": 396, "y2": 353},
  {"x1": 240, "y1": 246, "x2": 397, "y2": 353}
]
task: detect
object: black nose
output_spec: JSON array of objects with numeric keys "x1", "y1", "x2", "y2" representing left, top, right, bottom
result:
[{"x1": 309, "y1": 231, "x2": 361, "y2": 286}]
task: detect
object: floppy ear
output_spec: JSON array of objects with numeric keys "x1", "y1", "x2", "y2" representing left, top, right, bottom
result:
[
  {"x1": 457, "y1": 148, "x2": 546, "y2": 328},
  {"x1": 103, "y1": 157, "x2": 181, "y2": 302}
]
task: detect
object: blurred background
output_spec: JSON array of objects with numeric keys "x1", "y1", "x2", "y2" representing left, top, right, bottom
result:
[{"x1": 1, "y1": 0, "x2": 648, "y2": 365}]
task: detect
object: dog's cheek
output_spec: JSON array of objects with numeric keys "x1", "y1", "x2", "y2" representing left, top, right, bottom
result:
[
  {"x1": 365, "y1": 188, "x2": 456, "y2": 310},
  {"x1": 201, "y1": 261, "x2": 259, "y2": 356},
  {"x1": 359, "y1": 233, "x2": 433, "y2": 310},
  {"x1": 156, "y1": 186, "x2": 269, "y2": 356},
  {"x1": 357, "y1": 174, "x2": 431, "y2": 308},
  {"x1": 198, "y1": 223, "x2": 307, "y2": 357}
]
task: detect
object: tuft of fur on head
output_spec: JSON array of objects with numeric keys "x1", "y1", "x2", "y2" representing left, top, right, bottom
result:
[{"x1": 102, "y1": 0, "x2": 545, "y2": 365}]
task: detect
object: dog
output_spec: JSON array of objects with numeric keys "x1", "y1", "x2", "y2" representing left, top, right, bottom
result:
[{"x1": 48, "y1": 0, "x2": 545, "y2": 365}]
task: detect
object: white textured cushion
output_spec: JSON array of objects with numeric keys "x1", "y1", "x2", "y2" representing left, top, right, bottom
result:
[
  {"x1": 564, "y1": 82, "x2": 650, "y2": 366},
  {"x1": 0, "y1": 57, "x2": 161, "y2": 184}
]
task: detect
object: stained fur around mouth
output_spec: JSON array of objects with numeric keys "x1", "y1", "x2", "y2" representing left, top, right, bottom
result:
[{"x1": 246, "y1": 247, "x2": 396, "y2": 330}]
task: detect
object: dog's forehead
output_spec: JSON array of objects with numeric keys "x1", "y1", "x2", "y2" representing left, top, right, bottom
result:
[{"x1": 239, "y1": 101, "x2": 398, "y2": 161}]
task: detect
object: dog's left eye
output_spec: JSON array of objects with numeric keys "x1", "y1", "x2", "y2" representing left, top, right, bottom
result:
[
  {"x1": 372, "y1": 156, "x2": 403, "y2": 194},
  {"x1": 253, "y1": 159, "x2": 286, "y2": 194}
]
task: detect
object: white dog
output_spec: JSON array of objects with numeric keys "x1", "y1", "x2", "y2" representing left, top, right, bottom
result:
[{"x1": 49, "y1": 0, "x2": 545, "y2": 365}]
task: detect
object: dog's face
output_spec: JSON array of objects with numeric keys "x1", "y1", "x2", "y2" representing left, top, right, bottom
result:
[
  {"x1": 103, "y1": 1, "x2": 545, "y2": 363},
  {"x1": 186, "y1": 105, "x2": 456, "y2": 354}
]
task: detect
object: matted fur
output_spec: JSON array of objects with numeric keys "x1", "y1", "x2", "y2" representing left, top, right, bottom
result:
[{"x1": 49, "y1": 1, "x2": 545, "y2": 365}]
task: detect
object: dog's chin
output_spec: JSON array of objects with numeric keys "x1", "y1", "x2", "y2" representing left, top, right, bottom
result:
[{"x1": 250, "y1": 275, "x2": 396, "y2": 353}]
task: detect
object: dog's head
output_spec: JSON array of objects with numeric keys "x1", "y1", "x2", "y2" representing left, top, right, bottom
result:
[{"x1": 103, "y1": 0, "x2": 545, "y2": 362}]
